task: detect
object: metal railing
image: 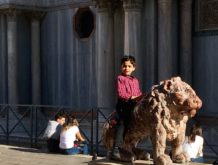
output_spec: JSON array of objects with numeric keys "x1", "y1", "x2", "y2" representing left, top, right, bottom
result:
[
  {"x1": 0, "y1": 104, "x2": 113, "y2": 155},
  {"x1": 0, "y1": 104, "x2": 218, "y2": 158}
]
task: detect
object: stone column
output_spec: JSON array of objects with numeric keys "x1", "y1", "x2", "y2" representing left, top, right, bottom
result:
[
  {"x1": 95, "y1": 0, "x2": 116, "y2": 107},
  {"x1": 0, "y1": 14, "x2": 7, "y2": 103},
  {"x1": 123, "y1": 0, "x2": 143, "y2": 80},
  {"x1": 30, "y1": 12, "x2": 45, "y2": 105},
  {"x1": 179, "y1": 0, "x2": 192, "y2": 84},
  {"x1": 6, "y1": 9, "x2": 18, "y2": 104},
  {"x1": 157, "y1": 0, "x2": 173, "y2": 81}
]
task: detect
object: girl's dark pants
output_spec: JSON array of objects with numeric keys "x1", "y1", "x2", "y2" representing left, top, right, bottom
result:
[{"x1": 113, "y1": 99, "x2": 136, "y2": 148}]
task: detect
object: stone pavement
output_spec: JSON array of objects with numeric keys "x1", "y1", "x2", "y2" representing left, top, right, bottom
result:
[
  {"x1": 0, "y1": 144, "x2": 92, "y2": 165},
  {"x1": 0, "y1": 144, "x2": 214, "y2": 165}
]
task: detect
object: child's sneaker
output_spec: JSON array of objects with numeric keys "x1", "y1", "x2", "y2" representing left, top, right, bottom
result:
[{"x1": 111, "y1": 147, "x2": 120, "y2": 160}]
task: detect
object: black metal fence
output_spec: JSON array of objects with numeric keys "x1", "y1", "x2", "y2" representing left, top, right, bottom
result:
[
  {"x1": 1, "y1": 104, "x2": 218, "y2": 159},
  {"x1": 0, "y1": 104, "x2": 113, "y2": 155}
]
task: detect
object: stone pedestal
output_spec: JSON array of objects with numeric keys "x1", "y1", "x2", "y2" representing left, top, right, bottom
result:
[
  {"x1": 88, "y1": 158, "x2": 212, "y2": 165},
  {"x1": 88, "y1": 159, "x2": 153, "y2": 165}
]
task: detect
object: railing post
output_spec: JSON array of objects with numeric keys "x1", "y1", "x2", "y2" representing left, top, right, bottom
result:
[
  {"x1": 96, "y1": 108, "x2": 99, "y2": 154},
  {"x1": 30, "y1": 106, "x2": 34, "y2": 147},
  {"x1": 6, "y1": 105, "x2": 9, "y2": 144},
  {"x1": 91, "y1": 108, "x2": 94, "y2": 154},
  {"x1": 35, "y1": 106, "x2": 38, "y2": 147}
]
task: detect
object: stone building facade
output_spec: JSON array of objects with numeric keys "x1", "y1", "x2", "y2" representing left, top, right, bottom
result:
[{"x1": 0, "y1": 0, "x2": 218, "y2": 157}]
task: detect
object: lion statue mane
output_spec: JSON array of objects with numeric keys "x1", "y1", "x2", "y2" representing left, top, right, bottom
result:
[{"x1": 102, "y1": 76, "x2": 202, "y2": 165}]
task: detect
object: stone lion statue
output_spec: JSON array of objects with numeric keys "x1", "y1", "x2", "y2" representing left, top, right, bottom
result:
[{"x1": 102, "y1": 76, "x2": 202, "y2": 165}]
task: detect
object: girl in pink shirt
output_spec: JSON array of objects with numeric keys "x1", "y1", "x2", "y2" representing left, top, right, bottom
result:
[{"x1": 111, "y1": 55, "x2": 142, "y2": 160}]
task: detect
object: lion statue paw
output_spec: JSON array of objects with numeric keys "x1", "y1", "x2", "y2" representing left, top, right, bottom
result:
[
  {"x1": 156, "y1": 154, "x2": 173, "y2": 165},
  {"x1": 172, "y1": 152, "x2": 190, "y2": 163}
]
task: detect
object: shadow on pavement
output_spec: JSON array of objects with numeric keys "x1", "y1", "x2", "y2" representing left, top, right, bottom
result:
[{"x1": 9, "y1": 147, "x2": 48, "y2": 153}]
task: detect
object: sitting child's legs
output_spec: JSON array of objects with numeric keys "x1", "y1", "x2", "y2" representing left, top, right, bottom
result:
[
  {"x1": 81, "y1": 143, "x2": 89, "y2": 155},
  {"x1": 60, "y1": 147, "x2": 79, "y2": 155},
  {"x1": 191, "y1": 157, "x2": 204, "y2": 163},
  {"x1": 47, "y1": 138, "x2": 60, "y2": 153}
]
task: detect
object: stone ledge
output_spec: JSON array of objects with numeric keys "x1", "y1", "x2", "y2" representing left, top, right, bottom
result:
[{"x1": 88, "y1": 158, "x2": 213, "y2": 165}]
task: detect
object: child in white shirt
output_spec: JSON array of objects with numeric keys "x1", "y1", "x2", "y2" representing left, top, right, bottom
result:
[
  {"x1": 59, "y1": 115, "x2": 88, "y2": 155},
  {"x1": 183, "y1": 123, "x2": 204, "y2": 163}
]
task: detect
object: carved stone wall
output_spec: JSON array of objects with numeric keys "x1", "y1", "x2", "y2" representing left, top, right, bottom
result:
[
  {"x1": 0, "y1": 0, "x2": 92, "y2": 9},
  {"x1": 0, "y1": 0, "x2": 44, "y2": 7},
  {"x1": 195, "y1": 0, "x2": 218, "y2": 31}
]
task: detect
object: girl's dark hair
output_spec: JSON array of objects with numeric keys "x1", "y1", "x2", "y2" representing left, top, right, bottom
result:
[
  {"x1": 121, "y1": 55, "x2": 136, "y2": 66},
  {"x1": 189, "y1": 123, "x2": 202, "y2": 142},
  {"x1": 54, "y1": 112, "x2": 65, "y2": 121},
  {"x1": 62, "y1": 115, "x2": 79, "y2": 131}
]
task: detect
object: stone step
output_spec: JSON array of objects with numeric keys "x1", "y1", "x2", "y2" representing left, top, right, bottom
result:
[{"x1": 88, "y1": 158, "x2": 214, "y2": 165}]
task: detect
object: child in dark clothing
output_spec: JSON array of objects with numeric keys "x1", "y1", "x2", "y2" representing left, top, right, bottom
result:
[
  {"x1": 111, "y1": 55, "x2": 142, "y2": 159},
  {"x1": 43, "y1": 112, "x2": 66, "y2": 153}
]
